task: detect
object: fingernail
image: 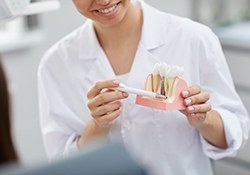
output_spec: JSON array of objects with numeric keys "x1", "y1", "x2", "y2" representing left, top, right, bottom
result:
[
  {"x1": 191, "y1": 113, "x2": 195, "y2": 117},
  {"x1": 113, "y1": 79, "x2": 120, "y2": 85},
  {"x1": 182, "y1": 91, "x2": 189, "y2": 97},
  {"x1": 188, "y1": 106, "x2": 195, "y2": 112},
  {"x1": 185, "y1": 98, "x2": 192, "y2": 105},
  {"x1": 122, "y1": 92, "x2": 129, "y2": 97}
]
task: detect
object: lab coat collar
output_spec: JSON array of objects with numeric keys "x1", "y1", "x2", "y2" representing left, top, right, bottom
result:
[
  {"x1": 140, "y1": 1, "x2": 169, "y2": 50},
  {"x1": 78, "y1": 20, "x2": 101, "y2": 59},
  {"x1": 78, "y1": 0, "x2": 169, "y2": 59}
]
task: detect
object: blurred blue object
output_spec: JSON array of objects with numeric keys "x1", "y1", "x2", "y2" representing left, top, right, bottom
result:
[{"x1": 1, "y1": 143, "x2": 147, "y2": 175}]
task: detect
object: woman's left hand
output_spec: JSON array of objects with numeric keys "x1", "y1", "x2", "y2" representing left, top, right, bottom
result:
[{"x1": 181, "y1": 84, "x2": 212, "y2": 128}]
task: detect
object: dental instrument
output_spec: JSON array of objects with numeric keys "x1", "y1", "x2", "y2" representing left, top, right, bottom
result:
[{"x1": 111, "y1": 83, "x2": 167, "y2": 99}]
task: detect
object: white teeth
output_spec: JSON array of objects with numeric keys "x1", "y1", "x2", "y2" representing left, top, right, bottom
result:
[
  {"x1": 98, "y1": 4, "x2": 117, "y2": 14},
  {"x1": 153, "y1": 63, "x2": 184, "y2": 78}
]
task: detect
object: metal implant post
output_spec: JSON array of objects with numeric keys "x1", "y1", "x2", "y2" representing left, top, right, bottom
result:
[{"x1": 155, "y1": 93, "x2": 168, "y2": 99}]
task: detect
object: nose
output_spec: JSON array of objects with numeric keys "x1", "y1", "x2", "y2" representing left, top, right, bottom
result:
[{"x1": 96, "y1": 0, "x2": 110, "y2": 6}]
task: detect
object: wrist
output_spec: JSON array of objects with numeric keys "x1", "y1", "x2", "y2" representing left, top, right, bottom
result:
[
  {"x1": 92, "y1": 118, "x2": 112, "y2": 131},
  {"x1": 78, "y1": 119, "x2": 111, "y2": 148},
  {"x1": 197, "y1": 110, "x2": 228, "y2": 149},
  {"x1": 198, "y1": 110, "x2": 213, "y2": 131}
]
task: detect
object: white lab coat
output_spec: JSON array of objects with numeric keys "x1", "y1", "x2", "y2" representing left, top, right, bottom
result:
[{"x1": 38, "y1": 1, "x2": 249, "y2": 175}]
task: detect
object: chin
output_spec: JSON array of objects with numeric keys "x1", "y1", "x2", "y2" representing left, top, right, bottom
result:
[
  {"x1": 100, "y1": 17, "x2": 124, "y2": 27},
  {"x1": 93, "y1": 1, "x2": 130, "y2": 28}
]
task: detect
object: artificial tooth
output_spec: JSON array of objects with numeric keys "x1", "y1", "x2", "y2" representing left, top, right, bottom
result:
[
  {"x1": 152, "y1": 74, "x2": 161, "y2": 93},
  {"x1": 166, "y1": 77, "x2": 176, "y2": 97},
  {"x1": 145, "y1": 74, "x2": 153, "y2": 92}
]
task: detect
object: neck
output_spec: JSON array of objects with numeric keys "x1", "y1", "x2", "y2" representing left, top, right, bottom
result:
[{"x1": 94, "y1": 4, "x2": 142, "y2": 49}]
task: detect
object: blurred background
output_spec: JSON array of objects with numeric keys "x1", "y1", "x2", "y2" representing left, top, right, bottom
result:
[{"x1": 0, "y1": 0, "x2": 249, "y2": 174}]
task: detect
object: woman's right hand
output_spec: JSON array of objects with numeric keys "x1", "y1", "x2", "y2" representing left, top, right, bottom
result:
[{"x1": 87, "y1": 79, "x2": 129, "y2": 128}]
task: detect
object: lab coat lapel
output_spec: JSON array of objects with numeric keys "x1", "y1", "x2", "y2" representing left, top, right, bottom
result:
[
  {"x1": 84, "y1": 50, "x2": 116, "y2": 86},
  {"x1": 79, "y1": 20, "x2": 116, "y2": 86},
  {"x1": 126, "y1": 43, "x2": 161, "y2": 90}
]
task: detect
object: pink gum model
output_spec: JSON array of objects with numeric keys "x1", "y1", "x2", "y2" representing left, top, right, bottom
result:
[{"x1": 136, "y1": 75, "x2": 188, "y2": 110}]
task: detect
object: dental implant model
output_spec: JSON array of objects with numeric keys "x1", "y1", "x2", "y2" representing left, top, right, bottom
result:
[{"x1": 136, "y1": 63, "x2": 188, "y2": 110}]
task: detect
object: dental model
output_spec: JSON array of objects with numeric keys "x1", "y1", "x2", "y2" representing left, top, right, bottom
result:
[{"x1": 136, "y1": 63, "x2": 188, "y2": 110}]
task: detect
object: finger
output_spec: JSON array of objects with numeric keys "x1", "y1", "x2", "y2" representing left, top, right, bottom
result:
[
  {"x1": 186, "y1": 103, "x2": 211, "y2": 114},
  {"x1": 182, "y1": 84, "x2": 201, "y2": 98},
  {"x1": 100, "y1": 88, "x2": 115, "y2": 93},
  {"x1": 103, "y1": 108, "x2": 122, "y2": 122},
  {"x1": 93, "y1": 91, "x2": 128, "y2": 107},
  {"x1": 184, "y1": 91, "x2": 209, "y2": 106},
  {"x1": 88, "y1": 91, "x2": 128, "y2": 110},
  {"x1": 191, "y1": 113, "x2": 206, "y2": 122},
  {"x1": 92, "y1": 101, "x2": 122, "y2": 118},
  {"x1": 87, "y1": 79, "x2": 120, "y2": 100},
  {"x1": 96, "y1": 108, "x2": 121, "y2": 128},
  {"x1": 186, "y1": 112, "x2": 207, "y2": 128}
]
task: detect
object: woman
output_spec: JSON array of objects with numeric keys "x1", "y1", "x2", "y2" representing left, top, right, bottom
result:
[
  {"x1": 38, "y1": 0, "x2": 249, "y2": 174},
  {"x1": 0, "y1": 59, "x2": 17, "y2": 164}
]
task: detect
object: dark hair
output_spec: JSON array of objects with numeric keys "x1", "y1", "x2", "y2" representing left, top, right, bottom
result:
[{"x1": 0, "y1": 58, "x2": 17, "y2": 164}]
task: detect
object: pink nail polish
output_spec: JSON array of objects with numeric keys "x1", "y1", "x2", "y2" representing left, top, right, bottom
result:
[
  {"x1": 122, "y1": 92, "x2": 128, "y2": 97},
  {"x1": 185, "y1": 99, "x2": 191, "y2": 105},
  {"x1": 188, "y1": 106, "x2": 194, "y2": 112},
  {"x1": 182, "y1": 91, "x2": 189, "y2": 97},
  {"x1": 113, "y1": 79, "x2": 120, "y2": 85}
]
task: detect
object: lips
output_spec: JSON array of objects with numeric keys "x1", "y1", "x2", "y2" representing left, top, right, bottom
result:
[
  {"x1": 95, "y1": 1, "x2": 121, "y2": 17},
  {"x1": 97, "y1": 3, "x2": 118, "y2": 14}
]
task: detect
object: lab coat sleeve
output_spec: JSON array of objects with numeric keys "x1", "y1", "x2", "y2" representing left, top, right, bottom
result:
[
  {"x1": 38, "y1": 49, "x2": 83, "y2": 160},
  {"x1": 197, "y1": 28, "x2": 250, "y2": 160}
]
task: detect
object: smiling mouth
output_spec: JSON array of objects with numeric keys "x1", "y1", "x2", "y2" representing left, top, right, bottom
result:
[{"x1": 96, "y1": 2, "x2": 121, "y2": 14}]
